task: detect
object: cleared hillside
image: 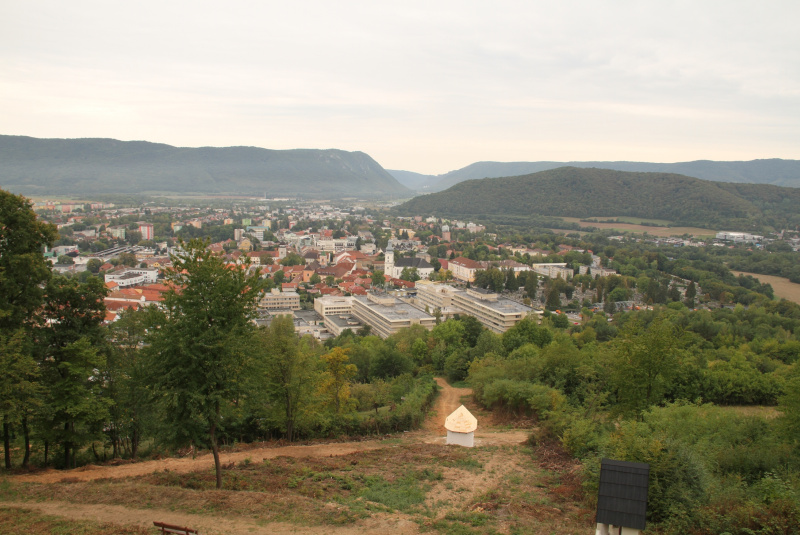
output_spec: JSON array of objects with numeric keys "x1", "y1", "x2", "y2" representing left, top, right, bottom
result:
[
  {"x1": 397, "y1": 167, "x2": 800, "y2": 228},
  {"x1": 0, "y1": 135, "x2": 410, "y2": 198}
]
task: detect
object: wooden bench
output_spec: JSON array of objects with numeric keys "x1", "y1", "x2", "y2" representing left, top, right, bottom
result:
[{"x1": 153, "y1": 521, "x2": 200, "y2": 534}]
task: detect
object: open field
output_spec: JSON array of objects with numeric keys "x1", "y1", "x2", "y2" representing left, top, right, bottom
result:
[
  {"x1": 731, "y1": 271, "x2": 800, "y2": 305},
  {"x1": 559, "y1": 217, "x2": 714, "y2": 238},
  {"x1": 0, "y1": 380, "x2": 592, "y2": 535}
]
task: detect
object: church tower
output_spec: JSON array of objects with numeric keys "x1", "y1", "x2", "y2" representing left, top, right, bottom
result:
[{"x1": 384, "y1": 244, "x2": 395, "y2": 279}]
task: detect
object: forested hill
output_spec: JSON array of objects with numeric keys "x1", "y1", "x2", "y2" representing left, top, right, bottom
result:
[
  {"x1": 396, "y1": 167, "x2": 800, "y2": 228},
  {"x1": 0, "y1": 135, "x2": 411, "y2": 198},
  {"x1": 429, "y1": 158, "x2": 800, "y2": 191}
]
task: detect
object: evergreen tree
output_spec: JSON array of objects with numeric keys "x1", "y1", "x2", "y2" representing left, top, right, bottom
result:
[{"x1": 505, "y1": 269, "x2": 519, "y2": 292}]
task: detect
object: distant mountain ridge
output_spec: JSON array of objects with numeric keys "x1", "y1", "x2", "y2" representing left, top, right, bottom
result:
[
  {"x1": 389, "y1": 158, "x2": 800, "y2": 191},
  {"x1": 0, "y1": 135, "x2": 411, "y2": 198},
  {"x1": 396, "y1": 167, "x2": 800, "y2": 229}
]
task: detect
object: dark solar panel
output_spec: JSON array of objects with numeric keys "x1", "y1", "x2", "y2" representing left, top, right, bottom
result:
[{"x1": 596, "y1": 458, "x2": 649, "y2": 530}]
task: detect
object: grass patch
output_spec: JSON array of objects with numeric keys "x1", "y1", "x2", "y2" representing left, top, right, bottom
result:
[
  {"x1": 359, "y1": 475, "x2": 429, "y2": 512},
  {"x1": 3, "y1": 442, "x2": 594, "y2": 534}
]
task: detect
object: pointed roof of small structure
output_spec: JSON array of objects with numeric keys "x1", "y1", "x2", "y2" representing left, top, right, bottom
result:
[{"x1": 445, "y1": 405, "x2": 477, "y2": 433}]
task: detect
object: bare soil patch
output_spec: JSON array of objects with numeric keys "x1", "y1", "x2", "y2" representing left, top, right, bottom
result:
[
  {"x1": 559, "y1": 217, "x2": 713, "y2": 238},
  {"x1": 730, "y1": 270, "x2": 800, "y2": 305},
  {"x1": 3, "y1": 379, "x2": 590, "y2": 534}
]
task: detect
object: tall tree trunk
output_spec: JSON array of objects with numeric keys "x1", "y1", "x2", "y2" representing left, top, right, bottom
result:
[
  {"x1": 64, "y1": 422, "x2": 70, "y2": 469},
  {"x1": 22, "y1": 417, "x2": 31, "y2": 469},
  {"x1": 3, "y1": 420, "x2": 11, "y2": 470},
  {"x1": 210, "y1": 416, "x2": 222, "y2": 489},
  {"x1": 131, "y1": 428, "x2": 139, "y2": 459},
  {"x1": 44, "y1": 440, "x2": 48, "y2": 466}
]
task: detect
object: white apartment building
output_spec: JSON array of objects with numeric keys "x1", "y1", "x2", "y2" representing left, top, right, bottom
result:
[
  {"x1": 105, "y1": 267, "x2": 159, "y2": 288},
  {"x1": 531, "y1": 263, "x2": 573, "y2": 280},
  {"x1": 314, "y1": 295, "x2": 354, "y2": 317},
  {"x1": 351, "y1": 293, "x2": 436, "y2": 339},
  {"x1": 415, "y1": 282, "x2": 532, "y2": 333},
  {"x1": 259, "y1": 288, "x2": 301, "y2": 310},
  {"x1": 315, "y1": 237, "x2": 358, "y2": 252}
]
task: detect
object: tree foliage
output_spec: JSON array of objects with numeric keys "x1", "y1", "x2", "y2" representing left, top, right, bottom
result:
[{"x1": 144, "y1": 239, "x2": 263, "y2": 488}]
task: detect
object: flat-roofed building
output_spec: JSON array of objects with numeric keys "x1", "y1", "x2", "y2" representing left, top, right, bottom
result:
[
  {"x1": 314, "y1": 295, "x2": 354, "y2": 317},
  {"x1": 531, "y1": 263, "x2": 573, "y2": 280},
  {"x1": 414, "y1": 281, "x2": 461, "y2": 319},
  {"x1": 324, "y1": 313, "x2": 363, "y2": 337},
  {"x1": 104, "y1": 267, "x2": 159, "y2": 288},
  {"x1": 416, "y1": 282, "x2": 531, "y2": 333},
  {"x1": 259, "y1": 288, "x2": 301, "y2": 310},
  {"x1": 351, "y1": 293, "x2": 436, "y2": 339}
]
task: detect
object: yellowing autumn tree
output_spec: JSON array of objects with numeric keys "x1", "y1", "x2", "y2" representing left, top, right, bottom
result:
[{"x1": 318, "y1": 347, "x2": 357, "y2": 415}]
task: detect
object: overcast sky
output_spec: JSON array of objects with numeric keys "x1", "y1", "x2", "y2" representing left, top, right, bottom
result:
[{"x1": 2, "y1": 1, "x2": 798, "y2": 174}]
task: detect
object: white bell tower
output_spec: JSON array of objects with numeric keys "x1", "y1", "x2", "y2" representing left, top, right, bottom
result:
[{"x1": 384, "y1": 245, "x2": 395, "y2": 278}]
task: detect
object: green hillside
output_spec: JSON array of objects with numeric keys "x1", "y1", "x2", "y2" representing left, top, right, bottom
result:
[
  {"x1": 0, "y1": 135, "x2": 410, "y2": 198},
  {"x1": 430, "y1": 158, "x2": 800, "y2": 191},
  {"x1": 397, "y1": 167, "x2": 800, "y2": 229}
]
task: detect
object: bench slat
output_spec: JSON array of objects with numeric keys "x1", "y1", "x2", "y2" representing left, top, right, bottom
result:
[{"x1": 153, "y1": 521, "x2": 200, "y2": 534}]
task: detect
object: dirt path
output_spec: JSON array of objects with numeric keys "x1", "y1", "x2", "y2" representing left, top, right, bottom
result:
[
  {"x1": 5, "y1": 379, "x2": 529, "y2": 534},
  {"x1": 423, "y1": 377, "x2": 473, "y2": 433},
  {"x1": 14, "y1": 440, "x2": 389, "y2": 484},
  {"x1": 0, "y1": 500, "x2": 420, "y2": 535},
  {"x1": 418, "y1": 378, "x2": 529, "y2": 445},
  {"x1": 17, "y1": 378, "x2": 525, "y2": 485}
]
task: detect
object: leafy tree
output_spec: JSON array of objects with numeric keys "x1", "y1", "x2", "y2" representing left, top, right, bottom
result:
[
  {"x1": 144, "y1": 239, "x2": 264, "y2": 488},
  {"x1": 35, "y1": 276, "x2": 110, "y2": 469},
  {"x1": 118, "y1": 252, "x2": 138, "y2": 267},
  {"x1": 106, "y1": 306, "x2": 160, "y2": 459},
  {"x1": 56, "y1": 254, "x2": 74, "y2": 265},
  {"x1": 310, "y1": 273, "x2": 321, "y2": 285},
  {"x1": 400, "y1": 267, "x2": 420, "y2": 282},
  {"x1": 610, "y1": 318, "x2": 683, "y2": 417},
  {"x1": 505, "y1": 269, "x2": 519, "y2": 292},
  {"x1": 0, "y1": 189, "x2": 57, "y2": 467},
  {"x1": 778, "y1": 373, "x2": 800, "y2": 444},
  {"x1": 502, "y1": 317, "x2": 553, "y2": 352},
  {"x1": 523, "y1": 272, "x2": 538, "y2": 300},
  {"x1": 280, "y1": 253, "x2": 305, "y2": 266},
  {"x1": 371, "y1": 345, "x2": 413, "y2": 378},
  {"x1": 86, "y1": 258, "x2": 102, "y2": 273},
  {"x1": 273, "y1": 270, "x2": 286, "y2": 284},
  {"x1": 1, "y1": 331, "x2": 40, "y2": 469},
  {"x1": 608, "y1": 286, "x2": 629, "y2": 303},
  {"x1": 458, "y1": 315, "x2": 485, "y2": 348},
  {"x1": 545, "y1": 278, "x2": 565, "y2": 310},
  {"x1": 436, "y1": 269, "x2": 453, "y2": 282},
  {"x1": 371, "y1": 270, "x2": 385, "y2": 288},
  {"x1": 256, "y1": 315, "x2": 319, "y2": 442},
  {"x1": 667, "y1": 282, "x2": 681, "y2": 302},
  {"x1": 318, "y1": 347, "x2": 357, "y2": 415},
  {"x1": 684, "y1": 281, "x2": 697, "y2": 308}
]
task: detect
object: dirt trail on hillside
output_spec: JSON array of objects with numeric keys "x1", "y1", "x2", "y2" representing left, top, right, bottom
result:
[
  {"x1": 423, "y1": 377, "x2": 473, "y2": 433},
  {"x1": 419, "y1": 377, "x2": 529, "y2": 445},
  {"x1": 13, "y1": 440, "x2": 389, "y2": 484},
  {"x1": 11, "y1": 377, "x2": 527, "y2": 480},
  {"x1": 0, "y1": 500, "x2": 421, "y2": 535},
  {"x1": 5, "y1": 379, "x2": 531, "y2": 534}
]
